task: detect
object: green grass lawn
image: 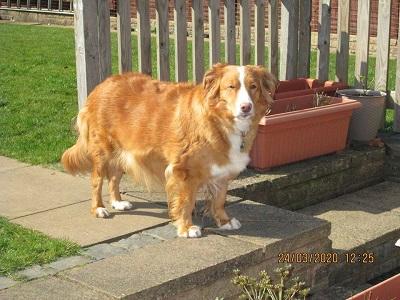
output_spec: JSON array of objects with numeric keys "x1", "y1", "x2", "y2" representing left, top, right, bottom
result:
[
  {"x1": 0, "y1": 22, "x2": 397, "y2": 166},
  {"x1": 0, "y1": 217, "x2": 80, "y2": 278}
]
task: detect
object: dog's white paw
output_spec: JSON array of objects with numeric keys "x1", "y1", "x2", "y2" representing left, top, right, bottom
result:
[
  {"x1": 111, "y1": 200, "x2": 133, "y2": 211},
  {"x1": 219, "y1": 217, "x2": 242, "y2": 230},
  {"x1": 96, "y1": 207, "x2": 110, "y2": 218},
  {"x1": 178, "y1": 225, "x2": 202, "y2": 238}
]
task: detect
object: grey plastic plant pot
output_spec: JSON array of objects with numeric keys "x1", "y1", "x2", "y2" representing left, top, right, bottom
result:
[{"x1": 336, "y1": 89, "x2": 386, "y2": 142}]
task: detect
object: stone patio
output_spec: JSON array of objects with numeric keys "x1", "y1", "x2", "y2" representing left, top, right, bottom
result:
[{"x1": 1, "y1": 153, "x2": 399, "y2": 299}]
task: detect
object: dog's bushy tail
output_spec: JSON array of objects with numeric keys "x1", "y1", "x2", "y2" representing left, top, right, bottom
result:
[{"x1": 61, "y1": 107, "x2": 92, "y2": 175}]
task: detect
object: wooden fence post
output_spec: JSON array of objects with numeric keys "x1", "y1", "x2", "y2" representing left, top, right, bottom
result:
[
  {"x1": 375, "y1": 0, "x2": 392, "y2": 129},
  {"x1": 74, "y1": 0, "x2": 101, "y2": 109},
  {"x1": 336, "y1": 0, "x2": 350, "y2": 83},
  {"x1": 192, "y1": 0, "x2": 204, "y2": 82},
  {"x1": 317, "y1": 0, "x2": 331, "y2": 81},
  {"x1": 297, "y1": 0, "x2": 311, "y2": 77},
  {"x1": 239, "y1": 0, "x2": 251, "y2": 65},
  {"x1": 98, "y1": 0, "x2": 112, "y2": 81},
  {"x1": 208, "y1": 0, "x2": 220, "y2": 67},
  {"x1": 280, "y1": 0, "x2": 299, "y2": 80},
  {"x1": 255, "y1": 0, "x2": 265, "y2": 66},
  {"x1": 137, "y1": 0, "x2": 152, "y2": 75},
  {"x1": 375, "y1": 0, "x2": 392, "y2": 92},
  {"x1": 394, "y1": 13, "x2": 400, "y2": 132},
  {"x1": 156, "y1": 0, "x2": 170, "y2": 81},
  {"x1": 174, "y1": 0, "x2": 188, "y2": 82},
  {"x1": 268, "y1": 0, "x2": 279, "y2": 77},
  {"x1": 224, "y1": 0, "x2": 236, "y2": 65},
  {"x1": 354, "y1": 0, "x2": 371, "y2": 88},
  {"x1": 117, "y1": 0, "x2": 132, "y2": 73}
]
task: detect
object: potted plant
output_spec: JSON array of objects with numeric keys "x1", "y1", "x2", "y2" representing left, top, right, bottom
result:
[
  {"x1": 336, "y1": 88, "x2": 386, "y2": 142},
  {"x1": 275, "y1": 78, "x2": 347, "y2": 100},
  {"x1": 249, "y1": 93, "x2": 361, "y2": 170}
]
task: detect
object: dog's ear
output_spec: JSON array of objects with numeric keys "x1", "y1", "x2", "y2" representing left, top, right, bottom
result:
[
  {"x1": 248, "y1": 65, "x2": 277, "y2": 106},
  {"x1": 203, "y1": 63, "x2": 226, "y2": 101}
]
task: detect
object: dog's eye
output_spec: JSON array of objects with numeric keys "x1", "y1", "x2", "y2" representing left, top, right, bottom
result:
[
  {"x1": 227, "y1": 85, "x2": 235, "y2": 89},
  {"x1": 250, "y1": 83, "x2": 257, "y2": 90}
]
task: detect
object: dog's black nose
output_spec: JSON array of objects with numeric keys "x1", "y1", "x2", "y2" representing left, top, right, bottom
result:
[{"x1": 240, "y1": 102, "x2": 252, "y2": 113}]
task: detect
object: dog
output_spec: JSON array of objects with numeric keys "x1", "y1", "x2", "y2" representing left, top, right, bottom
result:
[{"x1": 62, "y1": 63, "x2": 276, "y2": 238}]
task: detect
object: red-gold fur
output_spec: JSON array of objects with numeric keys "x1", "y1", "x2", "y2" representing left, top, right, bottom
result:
[{"x1": 62, "y1": 64, "x2": 276, "y2": 237}]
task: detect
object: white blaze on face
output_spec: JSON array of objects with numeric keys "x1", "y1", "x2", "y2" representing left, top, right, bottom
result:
[
  {"x1": 234, "y1": 66, "x2": 253, "y2": 133},
  {"x1": 236, "y1": 66, "x2": 254, "y2": 117}
]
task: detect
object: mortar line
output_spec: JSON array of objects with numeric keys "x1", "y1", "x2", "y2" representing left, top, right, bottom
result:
[
  {"x1": 55, "y1": 273, "x2": 119, "y2": 299},
  {"x1": 9, "y1": 199, "x2": 91, "y2": 220}
]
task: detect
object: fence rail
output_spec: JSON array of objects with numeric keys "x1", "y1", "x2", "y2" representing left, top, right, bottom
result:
[{"x1": 40, "y1": 0, "x2": 400, "y2": 132}]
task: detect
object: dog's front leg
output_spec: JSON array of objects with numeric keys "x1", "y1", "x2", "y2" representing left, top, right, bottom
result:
[
  {"x1": 166, "y1": 172, "x2": 201, "y2": 238},
  {"x1": 210, "y1": 179, "x2": 241, "y2": 230}
]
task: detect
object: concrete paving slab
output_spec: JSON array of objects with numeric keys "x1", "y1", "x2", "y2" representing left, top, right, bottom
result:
[
  {"x1": 0, "y1": 156, "x2": 28, "y2": 173},
  {"x1": 0, "y1": 276, "x2": 112, "y2": 299},
  {"x1": 12, "y1": 195, "x2": 169, "y2": 246},
  {"x1": 300, "y1": 182, "x2": 400, "y2": 251},
  {"x1": 121, "y1": 175, "x2": 243, "y2": 207},
  {"x1": 383, "y1": 133, "x2": 400, "y2": 157},
  {"x1": 124, "y1": 188, "x2": 242, "y2": 207},
  {"x1": 349, "y1": 181, "x2": 400, "y2": 214},
  {"x1": 15, "y1": 265, "x2": 57, "y2": 281},
  {"x1": 208, "y1": 200, "x2": 330, "y2": 253},
  {"x1": 45, "y1": 255, "x2": 93, "y2": 272},
  {"x1": 83, "y1": 243, "x2": 127, "y2": 260},
  {"x1": 0, "y1": 276, "x2": 17, "y2": 290},
  {"x1": 0, "y1": 165, "x2": 92, "y2": 219},
  {"x1": 141, "y1": 223, "x2": 177, "y2": 240},
  {"x1": 111, "y1": 232, "x2": 163, "y2": 250},
  {"x1": 62, "y1": 234, "x2": 262, "y2": 299}
]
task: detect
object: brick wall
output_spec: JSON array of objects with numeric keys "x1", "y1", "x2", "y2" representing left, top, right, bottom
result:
[
  {"x1": 108, "y1": 0, "x2": 399, "y2": 39},
  {"x1": 313, "y1": 0, "x2": 400, "y2": 39}
]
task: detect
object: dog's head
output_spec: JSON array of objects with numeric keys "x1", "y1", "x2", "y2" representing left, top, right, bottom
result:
[{"x1": 203, "y1": 63, "x2": 276, "y2": 129}]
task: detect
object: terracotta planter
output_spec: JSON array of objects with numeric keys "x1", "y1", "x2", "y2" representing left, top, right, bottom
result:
[
  {"x1": 337, "y1": 89, "x2": 386, "y2": 142},
  {"x1": 347, "y1": 273, "x2": 400, "y2": 300},
  {"x1": 275, "y1": 78, "x2": 347, "y2": 100},
  {"x1": 249, "y1": 94, "x2": 361, "y2": 170}
]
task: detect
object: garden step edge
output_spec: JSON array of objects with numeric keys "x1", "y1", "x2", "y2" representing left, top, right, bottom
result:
[{"x1": 0, "y1": 200, "x2": 331, "y2": 299}]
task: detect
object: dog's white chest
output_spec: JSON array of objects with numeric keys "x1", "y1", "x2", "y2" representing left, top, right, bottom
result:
[{"x1": 210, "y1": 133, "x2": 250, "y2": 179}]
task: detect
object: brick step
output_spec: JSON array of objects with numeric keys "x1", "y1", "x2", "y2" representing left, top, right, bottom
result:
[
  {"x1": 300, "y1": 181, "x2": 400, "y2": 292},
  {"x1": 0, "y1": 201, "x2": 331, "y2": 299},
  {"x1": 383, "y1": 133, "x2": 400, "y2": 181},
  {"x1": 121, "y1": 145, "x2": 385, "y2": 211}
]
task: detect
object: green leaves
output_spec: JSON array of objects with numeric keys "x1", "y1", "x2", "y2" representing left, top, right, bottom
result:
[{"x1": 231, "y1": 265, "x2": 310, "y2": 300}]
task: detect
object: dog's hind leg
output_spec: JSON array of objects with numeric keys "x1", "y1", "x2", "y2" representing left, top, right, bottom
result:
[
  {"x1": 90, "y1": 167, "x2": 109, "y2": 218},
  {"x1": 89, "y1": 144, "x2": 111, "y2": 218},
  {"x1": 209, "y1": 180, "x2": 241, "y2": 230},
  {"x1": 166, "y1": 169, "x2": 201, "y2": 238},
  {"x1": 107, "y1": 165, "x2": 132, "y2": 211}
]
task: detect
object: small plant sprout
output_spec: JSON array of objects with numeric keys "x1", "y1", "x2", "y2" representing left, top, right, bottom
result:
[
  {"x1": 313, "y1": 92, "x2": 332, "y2": 108},
  {"x1": 231, "y1": 265, "x2": 310, "y2": 300},
  {"x1": 358, "y1": 75, "x2": 376, "y2": 96}
]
